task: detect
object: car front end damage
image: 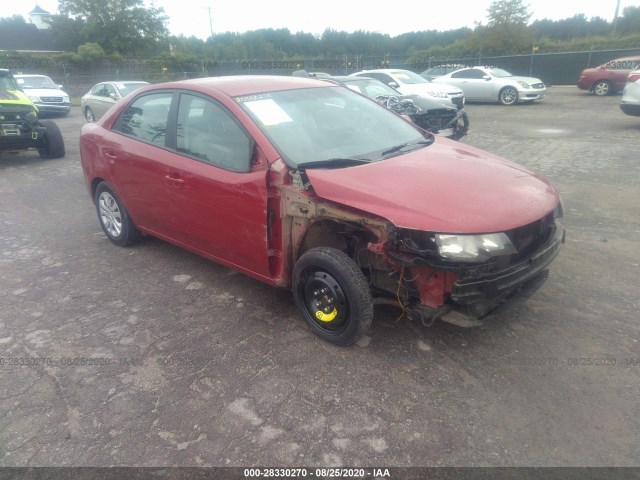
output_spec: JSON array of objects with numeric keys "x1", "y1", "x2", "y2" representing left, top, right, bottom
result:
[{"x1": 280, "y1": 168, "x2": 565, "y2": 328}]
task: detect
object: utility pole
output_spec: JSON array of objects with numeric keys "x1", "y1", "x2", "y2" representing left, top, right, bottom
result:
[
  {"x1": 208, "y1": 6, "x2": 213, "y2": 38},
  {"x1": 612, "y1": 0, "x2": 621, "y2": 36}
]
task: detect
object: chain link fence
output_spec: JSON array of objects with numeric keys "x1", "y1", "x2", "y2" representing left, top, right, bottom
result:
[{"x1": 4, "y1": 47, "x2": 640, "y2": 99}]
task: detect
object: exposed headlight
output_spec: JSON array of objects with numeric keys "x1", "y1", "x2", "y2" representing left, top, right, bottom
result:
[
  {"x1": 29, "y1": 95, "x2": 40, "y2": 102},
  {"x1": 435, "y1": 233, "x2": 517, "y2": 262},
  {"x1": 25, "y1": 111, "x2": 38, "y2": 123},
  {"x1": 63, "y1": 95, "x2": 70, "y2": 102},
  {"x1": 428, "y1": 91, "x2": 448, "y2": 98},
  {"x1": 517, "y1": 81, "x2": 531, "y2": 89}
]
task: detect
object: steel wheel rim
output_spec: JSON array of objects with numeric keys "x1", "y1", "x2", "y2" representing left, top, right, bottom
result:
[
  {"x1": 501, "y1": 88, "x2": 517, "y2": 104},
  {"x1": 86, "y1": 109, "x2": 95, "y2": 122},
  {"x1": 594, "y1": 82, "x2": 609, "y2": 95},
  {"x1": 98, "y1": 192, "x2": 123, "y2": 238},
  {"x1": 299, "y1": 269, "x2": 349, "y2": 334}
]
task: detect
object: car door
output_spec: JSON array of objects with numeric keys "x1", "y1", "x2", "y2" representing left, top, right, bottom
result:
[
  {"x1": 106, "y1": 90, "x2": 271, "y2": 279},
  {"x1": 94, "y1": 83, "x2": 118, "y2": 118},
  {"x1": 161, "y1": 92, "x2": 271, "y2": 277},
  {"x1": 447, "y1": 69, "x2": 490, "y2": 100}
]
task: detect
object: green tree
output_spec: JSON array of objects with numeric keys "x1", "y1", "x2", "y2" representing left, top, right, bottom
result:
[
  {"x1": 487, "y1": 0, "x2": 531, "y2": 27},
  {"x1": 481, "y1": 0, "x2": 533, "y2": 54},
  {"x1": 56, "y1": 0, "x2": 169, "y2": 56}
]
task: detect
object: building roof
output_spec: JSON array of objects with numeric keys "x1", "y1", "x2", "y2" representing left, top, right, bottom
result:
[{"x1": 29, "y1": 5, "x2": 51, "y2": 15}]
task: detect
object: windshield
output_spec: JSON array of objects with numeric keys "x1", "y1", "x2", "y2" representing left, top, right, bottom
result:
[
  {"x1": 391, "y1": 70, "x2": 429, "y2": 84},
  {"x1": 236, "y1": 86, "x2": 429, "y2": 168},
  {"x1": 342, "y1": 78, "x2": 399, "y2": 98},
  {"x1": 115, "y1": 82, "x2": 149, "y2": 96},
  {"x1": 16, "y1": 76, "x2": 58, "y2": 89},
  {"x1": 488, "y1": 68, "x2": 513, "y2": 78}
]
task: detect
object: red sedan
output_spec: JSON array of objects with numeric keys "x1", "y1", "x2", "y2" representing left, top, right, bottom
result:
[
  {"x1": 80, "y1": 76, "x2": 565, "y2": 346},
  {"x1": 577, "y1": 56, "x2": 640, "y2": 96}
]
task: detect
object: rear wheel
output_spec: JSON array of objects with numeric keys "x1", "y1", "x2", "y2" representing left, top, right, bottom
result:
[
  {"x1": 593, "y1": 80, "x2": 611, "y2": 96},
  {"x1": 499, "y1": 87, "x2": 518, "y2": 105},
  {"x1": 37, "y1": 120, "x2": 65, "y2": 159},
  {"x1": 94, "y1": 182, "x2": 140, "y2": 247},
  {"x1": 293, "y1": 247, "x2": 373, "y2": 346}
]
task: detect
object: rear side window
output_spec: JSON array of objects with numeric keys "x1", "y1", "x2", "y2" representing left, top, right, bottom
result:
[{"x1": 114, "y1": 93, "x2": 172, "y2": 146}]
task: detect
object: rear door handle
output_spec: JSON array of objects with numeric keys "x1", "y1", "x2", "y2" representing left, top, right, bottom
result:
[{"x1": 165, "y1": 175, "x2": 185, "y2": 188}]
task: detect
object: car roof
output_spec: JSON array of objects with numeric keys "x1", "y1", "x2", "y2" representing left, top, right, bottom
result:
[{"x1": 179, "y1": 75, "x2": 331, "y2": 96}]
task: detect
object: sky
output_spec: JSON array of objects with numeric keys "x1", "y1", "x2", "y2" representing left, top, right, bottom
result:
[{"x1": 7, "y1": 0, "x2": 640, "y2": 40}]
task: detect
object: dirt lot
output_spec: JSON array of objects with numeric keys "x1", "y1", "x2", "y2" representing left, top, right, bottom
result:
[{"x1": 0, "y1": 87, "x2": 639, "y2": 468}]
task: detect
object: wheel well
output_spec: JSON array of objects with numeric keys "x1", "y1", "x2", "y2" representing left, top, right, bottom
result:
[
  {"x1": 90, "y1": 177, "x2": 106, "y2": 202},
  {"x1": 297, "y1": 220, "x2": 376, "y2": 262}
]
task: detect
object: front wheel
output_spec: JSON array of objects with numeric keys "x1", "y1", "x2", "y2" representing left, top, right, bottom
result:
[
  {"x1": 94, "y1": 182, "x2": 140, "y2": 246},
  {"x1": 453, "y1": 111, "x2": 470, "y2": 139},
  {"x1": 499, "y1": 87, "x2": 518, "y2": 105},
  {"x1": 84, "y1": 107, "x2": 96, "y2": 122},
  {"x1": 37, "y1": 120, "x2": 65, "y2": 159},
  {"x1": 293, "y1": 247, "x2": 373, "y2": 346}
]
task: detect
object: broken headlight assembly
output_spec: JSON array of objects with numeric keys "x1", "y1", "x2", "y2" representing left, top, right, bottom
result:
[{"x1": 435, "y1": 232, "x2": 517, "y2": 262}]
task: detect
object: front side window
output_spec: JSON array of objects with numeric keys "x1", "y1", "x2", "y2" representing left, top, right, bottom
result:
[
  {"x1": 114, "y1": 92, "x2": 172, "y2": 146},
  {"x1": 176, "y1": 93, "x2": 252, "y2": 172}
]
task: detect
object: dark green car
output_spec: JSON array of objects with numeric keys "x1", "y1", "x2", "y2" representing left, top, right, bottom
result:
[{"x1": 0, "y1": 69, "x2": 65, "y2": 159}]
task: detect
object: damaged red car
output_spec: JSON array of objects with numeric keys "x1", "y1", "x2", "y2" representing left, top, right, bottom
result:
[{"x1": 80, "y1": 76, "x2": 565, "y2": 346}]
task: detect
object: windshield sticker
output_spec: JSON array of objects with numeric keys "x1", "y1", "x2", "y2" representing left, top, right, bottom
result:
[
  {"x1": 244, "y1": 99, "x2": 292, "y2": 126},
  {"x1": 235, "y1": 93, "x2": 272, "y2": 103}
]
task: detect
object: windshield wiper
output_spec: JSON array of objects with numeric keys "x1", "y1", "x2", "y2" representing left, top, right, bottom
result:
[
  {"x1": 381, "y1": 139, "x2": 433, "y2": 157},
  {"x1": 297, "y1": 157, "x2": 371, "y2": 170}
]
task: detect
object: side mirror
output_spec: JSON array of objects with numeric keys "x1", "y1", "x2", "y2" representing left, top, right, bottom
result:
[
  {"x1": 57, "y1": 84, "x2": 64, "y2": 89},
  {"x1": 109, "y1": 93, "x2": 118, "y2": 100},
  {"x1": 483, "y1": 75, "x2": 491, "y2": 81},
  {"x1": 388, "y1": 81, "x2": 399, "y2": 88}
]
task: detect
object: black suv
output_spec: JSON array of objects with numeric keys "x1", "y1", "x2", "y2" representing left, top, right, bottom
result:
[{"x1": 0, "y1": 69, "x2": 65, "y2": 159}]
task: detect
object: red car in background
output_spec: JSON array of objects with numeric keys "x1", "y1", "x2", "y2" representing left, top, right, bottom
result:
[
  {"x1": 577, "y1": 56, "x2": 640, "y2": 96},
  {"x1": 79, "y1": 76, "x2": 565, "y2": 346}
]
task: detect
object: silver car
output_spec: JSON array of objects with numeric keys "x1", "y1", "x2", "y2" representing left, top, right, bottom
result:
[
  {"x1": 434, "y1": 67, "x2": 546, "y2": 105},
  {"x1": 81, "y1": 81, "x2": 149, "y2": 122},
  {"x1": 350, "y1": 69, "x2": 465, "y2": 110},
  {"x1": 14, "y1": 74, "x2": 71, "y2": 117},
  {"x1": 620, "y1": 70, "x2": 640, "y2": 117}
]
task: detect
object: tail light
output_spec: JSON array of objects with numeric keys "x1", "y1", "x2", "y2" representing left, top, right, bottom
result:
[{"x1": 627, "y1": 73, "x2": 640, "y2": 83}]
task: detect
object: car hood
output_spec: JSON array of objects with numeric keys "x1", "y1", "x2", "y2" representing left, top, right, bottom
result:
[
  {"x1": 509, "y1": 76, "x2": 544, "y2": 85},
  {"x1": 305, "y1": 139, "x2": 559, "y2": 233},
  {"x1": 0, "y1": 88, "x2": 38, "y2": 111},
  {"x1": 22, "y1": 88, "x2": 67, "y2": 97},
  {"x1": 400, "y1": 82, "x2": 462, "y2": 96}
]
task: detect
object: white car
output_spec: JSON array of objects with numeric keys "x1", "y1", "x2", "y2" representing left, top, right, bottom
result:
[
  {"x1": 620, "y1": 70, "x2": 640, "y2": 117},
  {"x1": 14, "y1": 74, "x2": 71, "y2": 116},
  {"x1": 349, "y1": 69, "x2": 465, "y2": 109},
  {"x1": 434, "y1": 67, "x2": 546, "y2": 105}
]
